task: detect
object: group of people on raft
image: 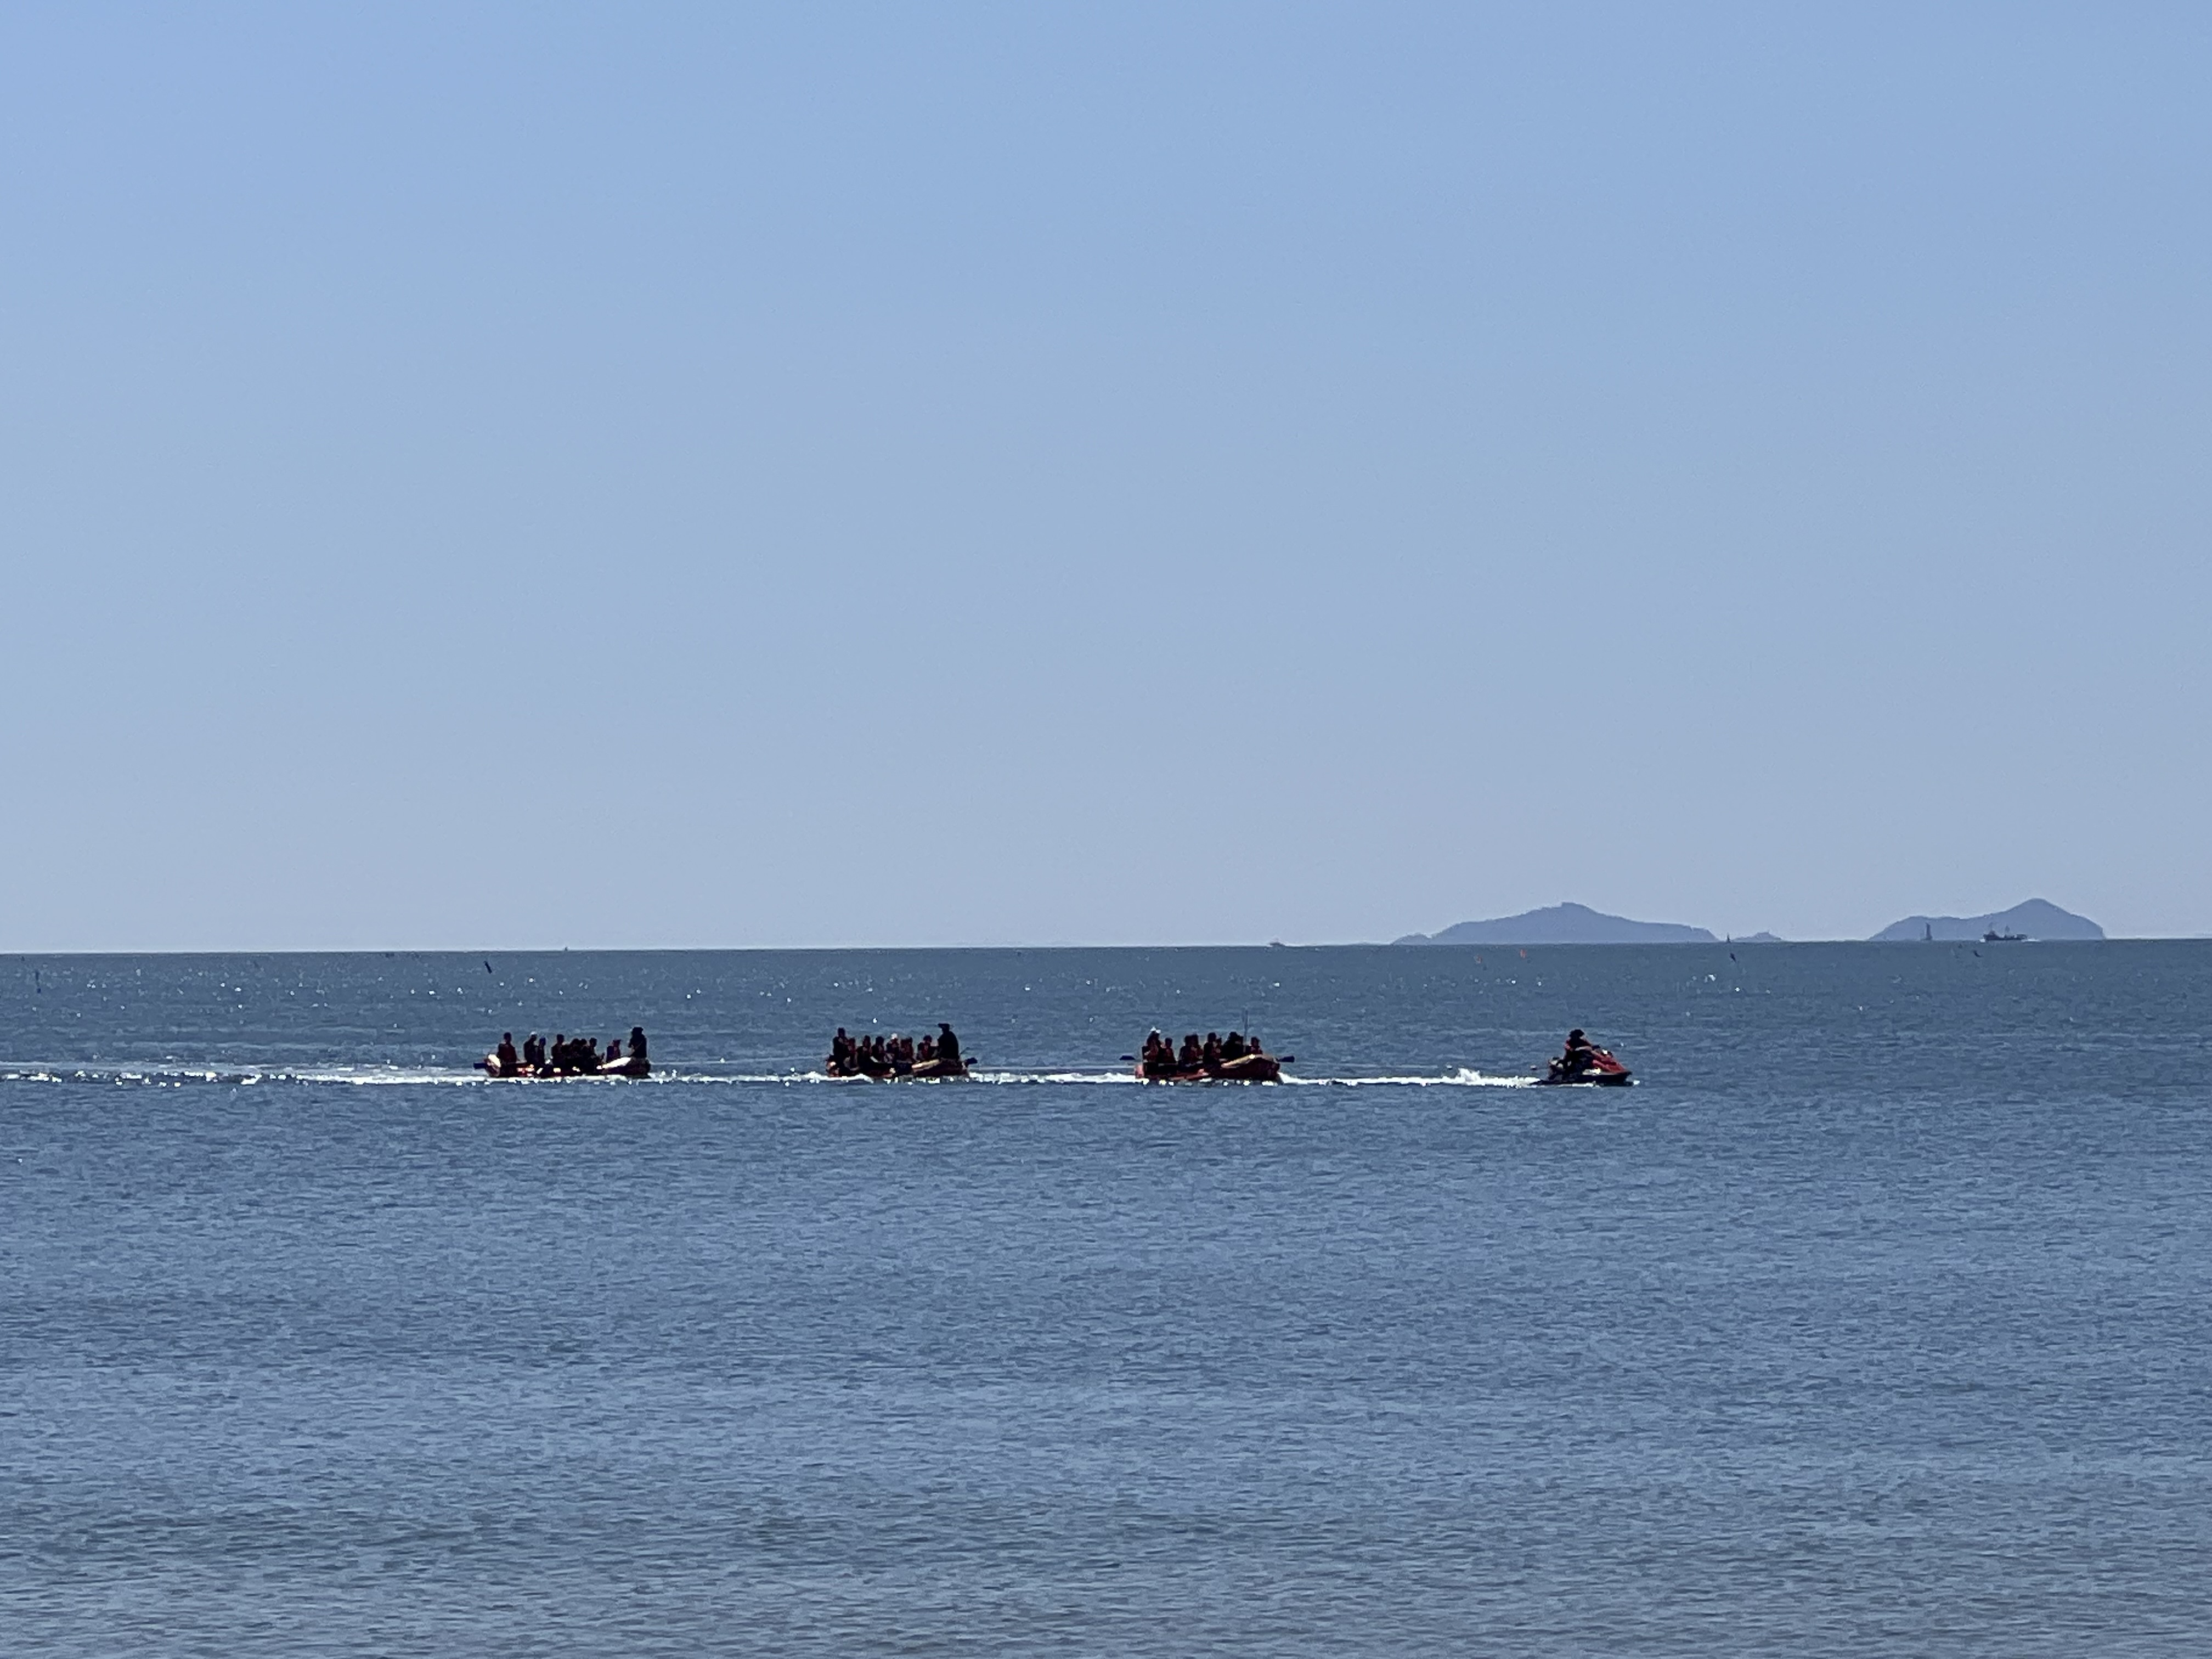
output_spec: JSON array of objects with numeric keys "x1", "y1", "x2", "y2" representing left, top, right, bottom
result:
[
  {"x1": 481, "y1": 1026, "x2": 649, "y2": 1079},
  {"x1": 1138, "y1": 1029, "x2": 1281, "y2": 1082},
  {"x1": 827, "y1": 1023, "x2": 966, "y2": 1079}
]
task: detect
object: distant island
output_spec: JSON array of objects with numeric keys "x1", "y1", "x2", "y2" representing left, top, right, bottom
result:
[
  {"x1": 1867, "y1": 898, "x2": 2104, "y2": 943},
  {"x1": 1387, "y1": 895, "x2": 2109, "y2": 945},
  {"x1": 1394, "y1": 902, "x2": 1717, "y2": 946}
]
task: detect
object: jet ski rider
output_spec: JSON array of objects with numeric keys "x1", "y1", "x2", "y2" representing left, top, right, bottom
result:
[{"x1": 1559, "y1": 1028, "x2": 1597, "y2": 1077}]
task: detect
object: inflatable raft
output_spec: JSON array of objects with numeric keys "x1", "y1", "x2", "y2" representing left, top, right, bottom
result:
[
  {"x1": 827, "y1": 1057, "x2": 971, "y2": 1080},
  {"x1": 1137, "y1": 1053, "x2": 1283, "y2": 1084},
  {"x1": 477, "y1": 1054, "x2": 649, "y2": 1080}
]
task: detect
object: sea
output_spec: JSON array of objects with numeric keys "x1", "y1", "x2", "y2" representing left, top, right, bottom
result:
[{"x1": 3, "y1": 943, "x2": 2207, "y2": 1656}]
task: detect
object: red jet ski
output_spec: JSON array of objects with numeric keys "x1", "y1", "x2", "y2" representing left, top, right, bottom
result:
[{"x1": 1538, "y1": 1046, "x2": 1633, "y2": 1086}]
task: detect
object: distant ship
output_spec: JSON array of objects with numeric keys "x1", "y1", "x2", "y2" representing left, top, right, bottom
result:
[{"x1": 1983, "y1": 928, "x2": 2028, "y2": 943}]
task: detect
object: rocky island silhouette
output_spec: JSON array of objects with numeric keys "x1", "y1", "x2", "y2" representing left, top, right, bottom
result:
[{"x1": 1392, "y1": 897, "x2": 2106, "y2": 944}]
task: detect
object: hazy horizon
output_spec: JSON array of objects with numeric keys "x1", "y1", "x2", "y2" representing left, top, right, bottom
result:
[
  {"x1": 5, "y1": 4, "x2": 2208, "y2": 951},
  {"x1": 3, "y1": 910, "x2": 2192, "y2": 955}
]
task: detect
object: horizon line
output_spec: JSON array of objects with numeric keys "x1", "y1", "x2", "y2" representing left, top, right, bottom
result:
[{"x1": 0, "y1": 936, "x2": 2197, "y2": 957}]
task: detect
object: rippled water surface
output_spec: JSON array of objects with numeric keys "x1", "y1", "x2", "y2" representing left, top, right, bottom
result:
[{"x1": 4, "y1": 945, "x2": 2208, "y2": 1655}]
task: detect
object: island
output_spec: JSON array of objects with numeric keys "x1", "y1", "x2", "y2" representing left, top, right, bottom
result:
[
  {"x1": 1867, "y1": 898, "x2": 2104, "y2": 943},
  {"x1": 1395, "y1": 902, "x2": 1718, "y2": 946}
]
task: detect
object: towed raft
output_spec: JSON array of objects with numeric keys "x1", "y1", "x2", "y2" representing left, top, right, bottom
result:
[
  {"x1": 1137, "y1": 1029, "x2": 1285, "y2": 1084},
  {"x1": 831, "y1": 1055, "x2": 970, "y2": 1080},
  {"x1": 480, "y1": 1053, "x2": 650, "y2": 1080},
  {"x1": 826, "y1": 1023, "x2": 970, "y2": 1080},
  {"x1": 478, "y1": 1027, "x2": 649, "y2": 1079}
]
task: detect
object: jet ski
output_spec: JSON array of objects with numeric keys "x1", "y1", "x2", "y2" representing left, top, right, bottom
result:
[{"x1": 1537, "y1": 1046, "x2": 1633, "y2": 1086}]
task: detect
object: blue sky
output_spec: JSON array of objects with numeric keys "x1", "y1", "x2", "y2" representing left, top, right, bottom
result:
[{"x1": 2, "y1": 3, "x2": 2207, "y2": 946}]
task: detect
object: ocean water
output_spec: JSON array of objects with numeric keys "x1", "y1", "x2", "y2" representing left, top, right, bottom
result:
[{"x1": 2, "y1": 943, "x2": 2207, "y2": 1656}]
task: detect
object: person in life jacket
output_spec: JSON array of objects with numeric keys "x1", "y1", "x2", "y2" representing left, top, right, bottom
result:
[{"x1": 1558, "y1": 1029, "x2": 1597, "y2": 1076}]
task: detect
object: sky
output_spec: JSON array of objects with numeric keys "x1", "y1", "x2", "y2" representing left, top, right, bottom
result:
[{"x1": 2, "y1": 3, "x2": 2208, "y2": 948}]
